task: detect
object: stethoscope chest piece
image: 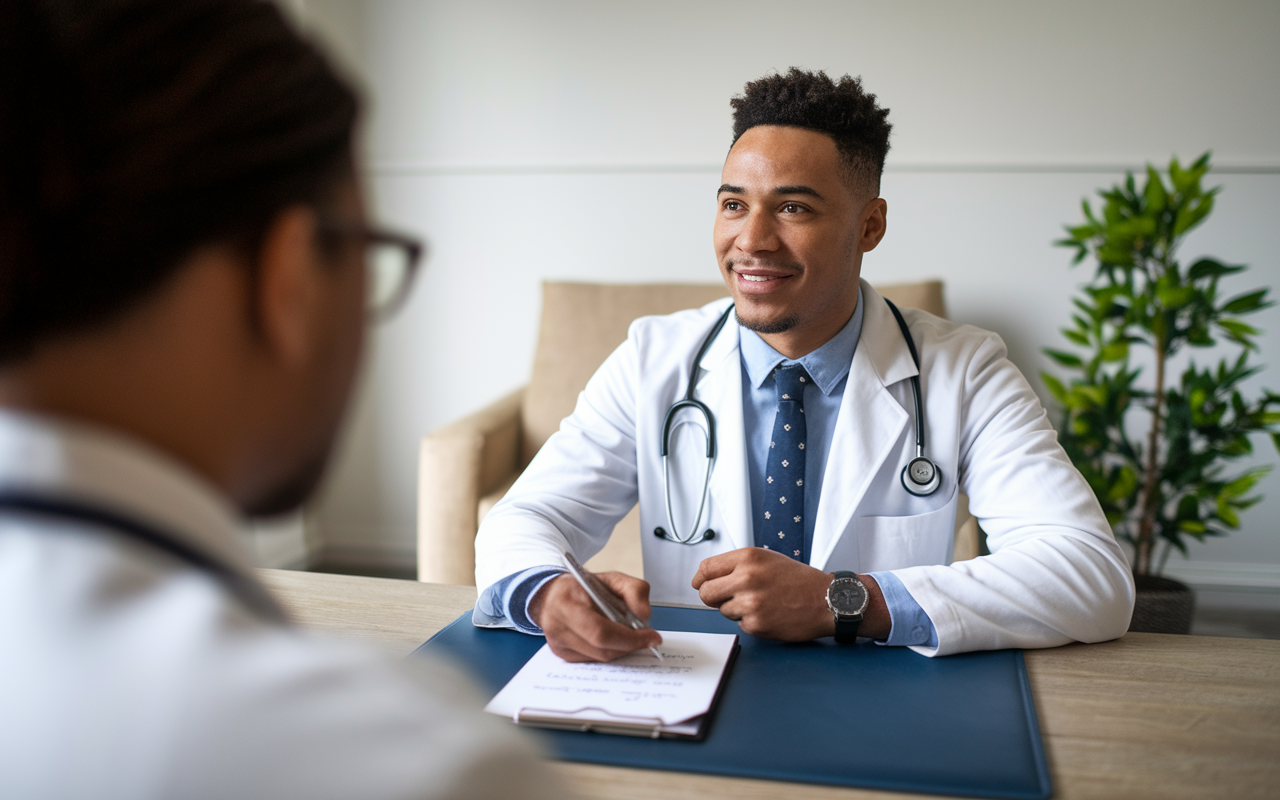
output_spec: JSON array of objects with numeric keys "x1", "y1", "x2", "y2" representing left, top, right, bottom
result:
[
  {"x1": 884, "y1": 298, "x2": 942, "y2": 498},
  {"x1": 901, "y1": 456, "x2": 942, "y2": 496}
]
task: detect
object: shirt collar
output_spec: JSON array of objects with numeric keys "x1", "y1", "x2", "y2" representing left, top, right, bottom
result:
[
  {"x1": 740, "y1": 285, "x2": 865, "y2": 395},
  {"x1": 0, "y1": 409, "x2": 256, "y2": 582}
]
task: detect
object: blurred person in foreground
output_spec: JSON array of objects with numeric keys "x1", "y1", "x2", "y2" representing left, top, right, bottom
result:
[{"x1": 0, "y1": 1, "x2": 559, "y2": 798}]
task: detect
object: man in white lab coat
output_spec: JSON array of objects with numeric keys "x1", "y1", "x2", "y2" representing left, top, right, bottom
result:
[
  {"x1": 474, "y1": 69, "x2": 1134, "y2": 660},
  {"x1": 0, "y1": 1, "x2": 557, "y2": 798}
]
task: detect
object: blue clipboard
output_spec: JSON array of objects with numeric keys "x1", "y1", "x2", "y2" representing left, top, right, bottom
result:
[{"x1": 414, "y1": 606, "x2": 1052, "y2": 799}]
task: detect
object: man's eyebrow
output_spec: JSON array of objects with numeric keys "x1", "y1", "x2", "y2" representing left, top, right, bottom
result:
[
  {"x1": 715, "y1": 183, "x2": 825, "y2": 200},
  {"x1": 773, "y1": 185, "x2": 823, "y2": 200}
]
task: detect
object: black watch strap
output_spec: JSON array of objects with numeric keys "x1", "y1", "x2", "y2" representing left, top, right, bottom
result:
[
  {"x1": 834, "y1": 615, "x2": 862, "y2": 644},
  {"x1": 831, "y1": 570, "x2": 864, "y2": 644}
]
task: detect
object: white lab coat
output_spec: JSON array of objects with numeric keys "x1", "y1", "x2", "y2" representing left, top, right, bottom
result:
[
  {"x1": 476, "y1": 280, "x2": 1134, "y2": 656},
  {"x1": 0, "y1": 411, "x2": 560, "y2": 800}
]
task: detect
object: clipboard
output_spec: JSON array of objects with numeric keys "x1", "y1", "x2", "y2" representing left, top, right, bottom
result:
[{"x1": 507, "y1": 638, "x2": 740, "y2": 741}]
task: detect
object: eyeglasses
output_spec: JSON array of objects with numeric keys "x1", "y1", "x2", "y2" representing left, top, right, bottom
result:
[{"x1": 317, "y1": 217, "x2": 426, "y2": 320}]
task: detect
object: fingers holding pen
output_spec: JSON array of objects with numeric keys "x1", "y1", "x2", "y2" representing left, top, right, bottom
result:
[
  {"x1": 529, "y1": 574, "x2": 660, "y2": 663},
  {"x1": 597, "y1": 571, "x2": 654, "y2": 624}
]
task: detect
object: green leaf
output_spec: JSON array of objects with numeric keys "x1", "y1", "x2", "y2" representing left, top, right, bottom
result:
[
  {"x1": 1082, "y1": 199, "x2": 1099, "y2": 226},
  {"x1": 1101, "y1": 342, "x2": 1129, "y2": 362},
  {"x1": 1216, "y1": 503, "x2": 1240, "y2": 528},
  {"x1": 1044, "y1": 349, "x2": 1084, "y2": 368},
  {"x1": 1041, "y1": 372, "x2": 1068, "y2": 403},
  {"x1": 1221, "y1": 289, "x2": 1271, "y2": 315},
  {"x1": 1073, "y1": 385, "x2": 1107, "y2": 407},
  {"x1": 1222, "y1": 470, "x2": 1266, "y2": 498},
  {"x1": 1065, "y1": 329, "x2": 1090, "y2": 346},
  {"x1": 1156, "y1": 285, "x2": 1196, "y2": 309},
  {"x1": 1144, "y1": 166, "x2": 1168, "y2": 213},
  {"x1": 1187, "y1": 258, "x2": 1244, "y2": 280},
  {"x1": 1170, "y1": 157, "x2": 1191, "y2": 193},
  {"x1": 1178, "y1": 520, "x2": 1208, "y2": 533},
  {"x1": 1174, "y1": 192, "x2": 1216, "y2": 236},
  {"x1": 1217, "y1": 318, "x2": 1260, "y2": 342},
  {"x1": 1108, "y1": 466, "x2": 1139, "y2": 502}
]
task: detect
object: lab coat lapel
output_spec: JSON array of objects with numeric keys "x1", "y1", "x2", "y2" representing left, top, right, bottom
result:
[
  {"x1": 697, "y1": 318, "x2": 754, "y2": 552},
  {"x1": 810, "y1": 281, "x2": 918, "y2": 570}
]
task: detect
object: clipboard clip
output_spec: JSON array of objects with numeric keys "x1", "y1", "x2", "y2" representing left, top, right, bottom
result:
[{"x1": 515, "y1": 706, "x2": 668, "y2": 739}]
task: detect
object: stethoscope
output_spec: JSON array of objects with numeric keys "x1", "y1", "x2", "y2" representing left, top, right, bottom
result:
[
  {"x1": 654, "y1": 297, "x2": 941, "y2": 545},
  {"x1": 0, "y1": 492, "x2": 287, "y2": 622}
]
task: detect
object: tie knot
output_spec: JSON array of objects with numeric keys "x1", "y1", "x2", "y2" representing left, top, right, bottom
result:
[{"x1": 774, "y1": 364, "x2": 809, "y2": 402}]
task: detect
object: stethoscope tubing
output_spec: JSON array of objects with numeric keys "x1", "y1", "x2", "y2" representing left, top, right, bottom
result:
[
  {"x1": 0, "y1": 491, "x2": 288, "y2": 622},
  {"x1": 656, "y1": 296, "x2": 940, "y2": 545}
]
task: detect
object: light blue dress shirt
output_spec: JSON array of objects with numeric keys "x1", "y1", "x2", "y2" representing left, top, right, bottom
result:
[{"x1": 480, "y1": 288, "x2": 938, "y2": 647}]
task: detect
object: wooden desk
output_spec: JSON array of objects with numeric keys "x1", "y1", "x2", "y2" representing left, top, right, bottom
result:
[{"x1": 260, "y1": 568, "x2": 1280, "y2": 800}]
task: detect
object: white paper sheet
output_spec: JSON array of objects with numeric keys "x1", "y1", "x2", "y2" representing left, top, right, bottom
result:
[{"x1": 484, "y1": 630, "x2": 738, "y2": 727}]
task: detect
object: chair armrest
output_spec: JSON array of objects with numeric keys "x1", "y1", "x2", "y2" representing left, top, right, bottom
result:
[{"x1": 417, "y1": 387, "x2": 525, "y2": 584}]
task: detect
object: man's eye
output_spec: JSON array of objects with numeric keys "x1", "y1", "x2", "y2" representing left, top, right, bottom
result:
[
  {"x1": 782, "y1": 203, "x2": 804, "y2": 213},
  {"x1": 724, "y1": 201, "x2": 743, "y2": 212}
]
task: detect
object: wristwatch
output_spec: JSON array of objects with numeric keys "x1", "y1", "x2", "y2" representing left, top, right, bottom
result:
[{"x1": 826, "y1": 571, "x2": 868, "y2": 644}]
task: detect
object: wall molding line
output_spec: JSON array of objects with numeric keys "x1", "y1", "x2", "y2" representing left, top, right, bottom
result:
[
  {"x1": 370, "y1": 161, "x2": 1280, "y2": 179},
  {"x1": 1162, "y1": 561, "x2": 1280, "y2": 592}
]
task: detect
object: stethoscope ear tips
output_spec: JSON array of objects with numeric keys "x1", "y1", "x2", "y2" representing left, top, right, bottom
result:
[
  {"x1": 653, "y1": 527, "x2": 667, "y2": 538},
  {"x1": 901, "y1": 457, "x2": 942, "y2": 496}
]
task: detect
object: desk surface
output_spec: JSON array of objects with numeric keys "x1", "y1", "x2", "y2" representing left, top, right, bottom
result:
[{"x1": 259, "y1": 568, "x2": 1280, "y2": 800}]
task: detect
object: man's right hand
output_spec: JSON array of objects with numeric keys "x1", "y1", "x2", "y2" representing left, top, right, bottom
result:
[{"x1": 527, "y1": 572, "x2": 662, "y2": 662}]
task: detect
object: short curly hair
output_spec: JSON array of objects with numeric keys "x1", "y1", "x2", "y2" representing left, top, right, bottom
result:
[{"x1": 730, "y1": 69, "x2": 892, "y2": 196}]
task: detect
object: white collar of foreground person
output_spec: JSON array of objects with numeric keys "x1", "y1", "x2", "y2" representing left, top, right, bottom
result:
[{"x1": 0, "y1": 407, "x2": 255, "y2": 585}]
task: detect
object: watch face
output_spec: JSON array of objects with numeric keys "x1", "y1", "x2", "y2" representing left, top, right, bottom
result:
[{"x1": 829, "y1": 580, "x2": 867, "y2": 615}]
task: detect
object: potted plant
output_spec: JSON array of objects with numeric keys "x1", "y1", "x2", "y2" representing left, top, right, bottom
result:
[{"x1": 1044, "y1": 153, "x2": 1280, "y2": 634}]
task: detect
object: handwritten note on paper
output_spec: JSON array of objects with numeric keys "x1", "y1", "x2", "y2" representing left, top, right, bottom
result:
[{"x1": 485, "y1": 630, "x2": 738, "y2": 727}]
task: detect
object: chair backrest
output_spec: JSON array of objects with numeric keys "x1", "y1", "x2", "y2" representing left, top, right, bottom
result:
[
  {"x1": 521, "y1": 282, "x2": 731, "y2": 464},
  {"x1": 520, "y1": 280, "x2": 946, "y2": 464}
]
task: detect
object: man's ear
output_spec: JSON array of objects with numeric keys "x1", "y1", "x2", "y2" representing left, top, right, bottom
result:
[
  {"x1": 859, "y1": 198, "x2": 888, "y2": 253},
  {"x1": 252, "y1": 206, "x2": 322, "y2": 366}
]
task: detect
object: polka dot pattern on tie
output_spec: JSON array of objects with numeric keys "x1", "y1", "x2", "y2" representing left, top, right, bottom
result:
[{"x1": 755, "y1": 364, "x2": 808, "y2": 562}]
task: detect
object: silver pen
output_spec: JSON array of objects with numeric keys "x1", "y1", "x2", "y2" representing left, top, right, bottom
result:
[{"x1": 561, "y1": 551, "x2": 663, "y2": 662}]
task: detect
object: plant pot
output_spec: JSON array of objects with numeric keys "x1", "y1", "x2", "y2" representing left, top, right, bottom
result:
[{"x1": 1128, "y1": 575, "x2": 1195, "y2": 634}]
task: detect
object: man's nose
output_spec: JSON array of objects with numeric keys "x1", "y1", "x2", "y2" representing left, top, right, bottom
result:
[{"x1": 735, "y1": 209, "x2": 780, "y2": 253}]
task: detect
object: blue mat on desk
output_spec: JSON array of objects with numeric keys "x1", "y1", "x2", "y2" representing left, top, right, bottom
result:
[{"x1": 413, "y1": 606, "x2": 1051, "y2": 799}]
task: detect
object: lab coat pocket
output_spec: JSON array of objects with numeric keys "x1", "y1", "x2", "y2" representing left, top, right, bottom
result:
[{"x1": 856, "y1": 485, "x2": 959, "y2": 572}]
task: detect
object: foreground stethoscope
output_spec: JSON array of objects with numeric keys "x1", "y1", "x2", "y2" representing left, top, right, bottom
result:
[
  {"x1": 0, "y1": 492, "x2": 287, "y2": 622},
  {"x1": 654, "y1": 297, "x2": 941, "y2": 546}
]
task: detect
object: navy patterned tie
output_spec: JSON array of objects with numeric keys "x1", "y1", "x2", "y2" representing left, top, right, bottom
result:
[{"x1": 757, "y1": 364, "x2": 808, "y2": 561}]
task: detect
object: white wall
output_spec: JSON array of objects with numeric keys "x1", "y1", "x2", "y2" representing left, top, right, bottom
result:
[{"x1": 297, "y1": 0, "x2": 1280, "y2": 588}]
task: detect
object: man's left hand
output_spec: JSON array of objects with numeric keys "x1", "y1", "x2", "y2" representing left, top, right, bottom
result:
[
  {"x1": 692, "y1": 548, "x2": 833, "y2": 640},
  {"x1": 691, "y1": 548, "x2": 890, "y2": 640}
]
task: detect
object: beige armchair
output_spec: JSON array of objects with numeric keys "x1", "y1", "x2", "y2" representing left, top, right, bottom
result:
[{"x1": 417, "y1": 280, "x2": 980, "y2": 585}]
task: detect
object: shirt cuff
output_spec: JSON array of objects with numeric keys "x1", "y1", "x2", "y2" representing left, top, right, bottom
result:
[
  {"x1": 869, "y1": 571, "x2": 938, "y2": 648},
  {"x1": 475, "y1": 565, "x2": 566, "y2": 635}
]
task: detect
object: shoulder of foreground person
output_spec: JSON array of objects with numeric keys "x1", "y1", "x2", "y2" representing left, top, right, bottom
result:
[
  {"x1": 177, "y1": 624, "x2": 569, "y2": 800},
  {"x1": 0, "y1": 528, "x2": 567, "y2": 800}
]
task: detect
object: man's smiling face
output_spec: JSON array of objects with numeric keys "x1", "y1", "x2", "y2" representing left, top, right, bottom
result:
[{"x1": 713, "y1": 125, "x2": 885, "y2": 358}]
